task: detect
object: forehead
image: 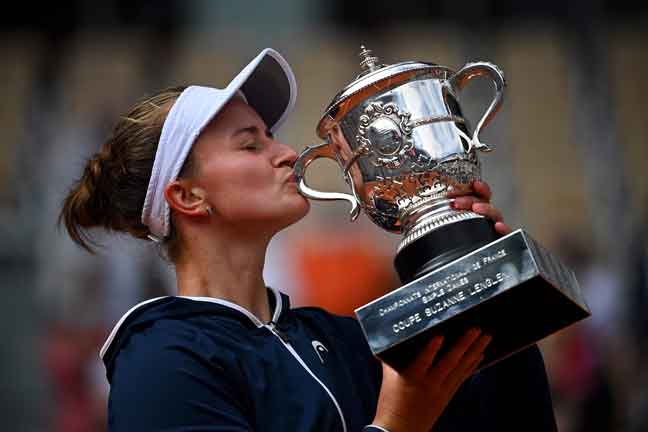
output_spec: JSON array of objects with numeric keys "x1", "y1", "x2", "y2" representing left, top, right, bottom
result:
[{"x1": 200, "y1": 97, "x2": 267, "y2": 139}]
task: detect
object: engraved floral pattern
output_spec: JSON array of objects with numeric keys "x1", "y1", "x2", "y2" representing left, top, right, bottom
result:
[
  {"x1": 356, "y1": 102, "x2": 414, "y2": 169},
  {"x1": 371, "y1": 157, "x2": 480, "y2": 210}
]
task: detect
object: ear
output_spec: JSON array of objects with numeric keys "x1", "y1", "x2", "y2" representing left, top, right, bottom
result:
[{"x1": 164, "y1": 179, "x2": 210, "y2": 217}]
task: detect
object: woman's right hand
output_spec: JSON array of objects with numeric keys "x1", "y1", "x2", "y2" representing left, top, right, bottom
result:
[{"x1": 371, "y1": 328, "x2": 492, "y2": 432}]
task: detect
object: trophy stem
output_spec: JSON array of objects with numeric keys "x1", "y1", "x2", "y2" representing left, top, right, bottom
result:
[
  {"x1": 398, "y1": 199, "x2": 483, "y2": 254},
  {"x1": 394, "y1": 217, "x2": 499, "y2": 284}
]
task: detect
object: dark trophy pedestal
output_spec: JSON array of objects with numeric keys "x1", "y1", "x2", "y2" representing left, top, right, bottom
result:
[
  {"x1": 355, "y1": 225, "x2": 591, "y2": 371},
  {"x1": 395, "y1": 218, "x2": 500, "y2": 283}
]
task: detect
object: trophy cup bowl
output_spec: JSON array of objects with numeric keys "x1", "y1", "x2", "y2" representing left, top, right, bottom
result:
[{"x1": 294, "y1": 46, "x2": 590, "y2": 371}]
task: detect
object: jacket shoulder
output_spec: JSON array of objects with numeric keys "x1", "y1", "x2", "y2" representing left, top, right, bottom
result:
[
  {"x1": 102, "y1": 298, "x2": 246, "y2": 382},
  {"x1": 293, "y1": 306, "x2": 365, "y2": 339},
  {"x1": 107, "y1": 318, "x2": 252, "y2": 431}
]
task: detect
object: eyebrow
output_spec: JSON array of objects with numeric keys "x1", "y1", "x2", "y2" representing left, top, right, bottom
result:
[
  {"x1": 232, "y1": 125, "x2": 274, "y2": 139},
  {"x1": 232, "y1": 126, "x2": 258, "y2": 137}
]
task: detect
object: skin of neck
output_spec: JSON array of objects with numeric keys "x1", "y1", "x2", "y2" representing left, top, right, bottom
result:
[{"x1": 173, "y1": 220, "x2": 274, "y2": 324}]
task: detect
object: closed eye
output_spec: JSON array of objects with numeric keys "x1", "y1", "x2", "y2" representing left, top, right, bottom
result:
[
  {"x1": 243, "y1": 141, "x2": 261, "y2": 151},
  {"x1": 233, "y1": 125, "x2": 273, "y2": 140}
]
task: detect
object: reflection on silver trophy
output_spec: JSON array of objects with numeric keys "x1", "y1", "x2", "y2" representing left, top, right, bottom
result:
[{"x1": 294, "y1": 46, "x2": 591, "y2": 371}]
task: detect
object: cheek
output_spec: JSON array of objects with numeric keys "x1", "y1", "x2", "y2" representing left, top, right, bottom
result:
[
  {"x1": 222, "y1": 181, "x2": 309, "y2": 224},
  {"x1": 203, "y1": 157, "x2": 269, "y2": 192},
  {"x1": 199, "y1": 154, "x2": 310, "y2": 226},
  {"x1": 216, "y1": 188, "x2": 305, "y2": 224},
  {"x1": 203, "y1": 160, "x2": 279, "y2": 217}
]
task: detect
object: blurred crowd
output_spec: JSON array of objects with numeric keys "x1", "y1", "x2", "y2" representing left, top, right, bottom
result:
[{"x1": 1, "y1": 2, "x2": 647, "y2": 431}]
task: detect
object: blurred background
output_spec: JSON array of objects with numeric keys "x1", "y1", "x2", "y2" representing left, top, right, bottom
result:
[{"x1": 1, "y1": 1, "x2": 647, "y2": 431}]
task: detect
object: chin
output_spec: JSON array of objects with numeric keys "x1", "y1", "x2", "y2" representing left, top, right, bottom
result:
[
  {"x1": 284, "y1": 200, "x2": 311, "y2": 225},
  {"x1": 274, "y1": 199, "x2": 310, "y2": 232}
]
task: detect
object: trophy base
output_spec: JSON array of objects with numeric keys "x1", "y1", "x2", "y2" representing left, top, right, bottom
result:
[
  {"x1": 395, "y1": 217, "x2": 499, "y2": 284},
  {"x1": 355, "y1": 229, "x2": 591, "y2": 372}
]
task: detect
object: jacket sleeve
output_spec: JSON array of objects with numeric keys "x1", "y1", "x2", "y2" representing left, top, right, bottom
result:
[{"x1": 107, "y1": 328, "x2": 252, "y2": 432}]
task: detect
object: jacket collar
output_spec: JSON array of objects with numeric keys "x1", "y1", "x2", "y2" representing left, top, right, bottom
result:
[
  {"x1": 99, "y1": 286, "x2": 288, "y2": 360},
  {"x1": 179, "y1": 286, "x2": 285, "y2": 327}
]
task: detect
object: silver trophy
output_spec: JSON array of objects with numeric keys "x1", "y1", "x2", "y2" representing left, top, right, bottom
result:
[{"x1": 294, "y1": 46, "x2": 590, "y2": 371}]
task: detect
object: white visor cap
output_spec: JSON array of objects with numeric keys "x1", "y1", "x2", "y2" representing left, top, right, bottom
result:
[{"x1": 141, "y1": 48, "x2": 297, "y2": 241}]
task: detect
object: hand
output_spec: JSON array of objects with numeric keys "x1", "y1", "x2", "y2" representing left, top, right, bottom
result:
[
  {"x1": 372, "y1": 328, "x2": 492, "y2": 432},
  {"x1": 448, "y1": 180, "x2": 512, "y2": 236}
]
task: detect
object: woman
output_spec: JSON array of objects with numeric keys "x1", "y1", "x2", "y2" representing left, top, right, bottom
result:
[{"x1": 60, "y1": 48, "x2": 556, "y2": 431}]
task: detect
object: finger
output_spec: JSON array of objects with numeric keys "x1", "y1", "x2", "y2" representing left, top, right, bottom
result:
[
  {"x1": 440, "y1": 333, "x2": 491, "y2": 393},
  {"x1": 443, "y1": 352, "x2": 484, "y2": 396},
  {"x1": 430, "y1": 328, "x2": 481, "y2": 383},
  {"x1": 446, "y1": 333, "x2": 491, "y2": 382},
  {"x1": 464, "y1": 333, "x2": 492, "y2": 360},
  {"x1": 472, "y1": 202, "x2": 503, "y2": 222},
  {"x1": 472, "y1": 181, "x2": 492, "y2": 201},
  {"x1": 405, "y1": 335, "x2": 445, "y2": 377},
  {"x1": 494, "y1": 221, "x2": 512, "y2": 235},
  {"x1": 446, "y1": 184, "x2": 467, "y2": 198},
  {"x1": 451, "y1": 195, "x2": 482, "y2": 211},
  {"x1": 381, "y1": 361, "x2": 398, "y2": 381}
]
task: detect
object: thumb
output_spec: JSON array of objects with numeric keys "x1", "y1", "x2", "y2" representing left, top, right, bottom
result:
[{"x1": 404, "y1": 335, "x2": 444, "y2": 377}]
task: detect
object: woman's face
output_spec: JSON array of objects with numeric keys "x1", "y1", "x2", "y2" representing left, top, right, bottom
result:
[{"x1": 188, "y1": 97, "x2": 310, "y2": 235}]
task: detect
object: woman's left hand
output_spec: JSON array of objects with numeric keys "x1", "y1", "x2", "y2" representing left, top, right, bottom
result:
[{"x1": 448, "y1": 180, "x2": 512, "y2": 236}]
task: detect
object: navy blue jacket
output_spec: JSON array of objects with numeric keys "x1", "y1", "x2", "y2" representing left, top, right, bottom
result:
[{"x1": 101, "y1": 288, "x2": 557, "y2": 431}]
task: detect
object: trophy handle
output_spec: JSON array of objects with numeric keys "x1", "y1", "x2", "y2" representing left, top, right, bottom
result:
[
  {"x1": 293, "y1": 141, "x2": 361, "y2": 221},
  {"x1": 448, "y1": 61, "x2": 506, "y2": 153}
]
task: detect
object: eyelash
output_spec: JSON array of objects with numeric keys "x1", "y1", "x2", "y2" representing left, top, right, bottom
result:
[{"x1": 242, "y1": 130, "x2": 272, "y2": 151}]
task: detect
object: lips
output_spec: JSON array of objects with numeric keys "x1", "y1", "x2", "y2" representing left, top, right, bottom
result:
[{"x1": 285, "y1": 172, "x2": 297, "y2": 183}]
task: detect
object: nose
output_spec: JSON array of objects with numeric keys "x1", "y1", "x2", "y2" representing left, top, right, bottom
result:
[{"x1": 274, "y1": 141, "x2": 298, "y2": 168}]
